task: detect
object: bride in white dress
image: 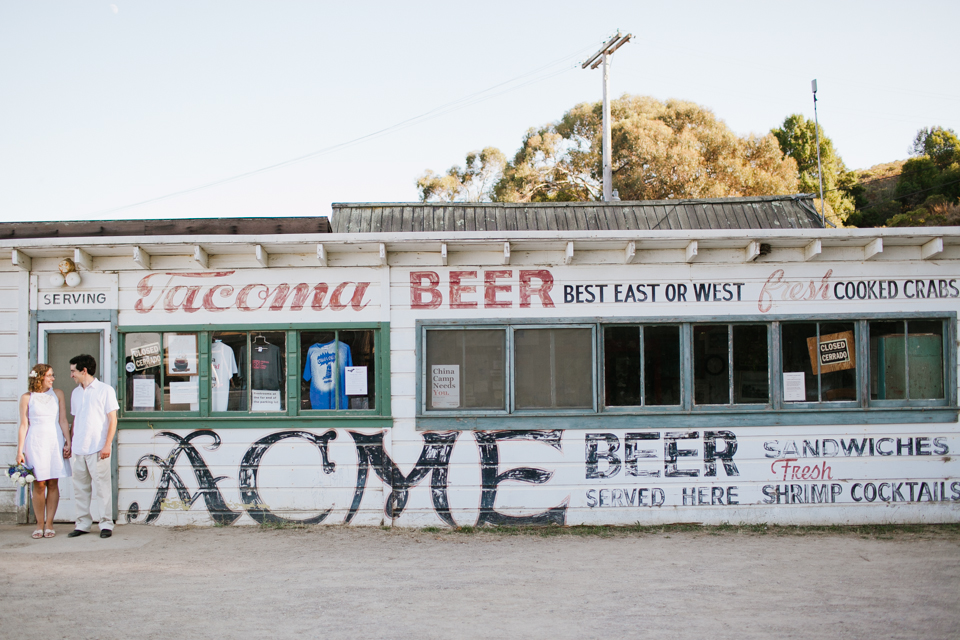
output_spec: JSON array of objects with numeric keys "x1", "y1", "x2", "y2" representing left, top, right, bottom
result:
[{"x1": 16, "y1": 364, "x2": 72, "y2": 539}]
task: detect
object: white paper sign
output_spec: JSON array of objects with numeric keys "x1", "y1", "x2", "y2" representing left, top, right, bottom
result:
[
  {"x1": 251, "y1": 389, "x2": 281, "y2": 412},
  {"x1": 132, "y1": 377, "x2": 155, "y2": 409},
  {"x1": 167, "y1": 334, "x2": 198, "y2": 375},
  {"x1": 169, "y1": 380, "x2": 199, "y2": 405},
  {"x1": 783, "y1": 372, "x2": 807, "y2": 402},
  {"x1": 431, "y1": 365, "x2": 460, "y2": 409},
  {"x1": 345, "y1": 366, "x2": 368, "y2": 396}
]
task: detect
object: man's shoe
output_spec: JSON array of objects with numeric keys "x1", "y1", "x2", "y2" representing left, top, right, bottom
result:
[
  {"x1": 99, "y1": 530, "x2": 112, "y2": 538},
  {"x1": 67, "y1": 530, "x2": 89, "y2": 538}
]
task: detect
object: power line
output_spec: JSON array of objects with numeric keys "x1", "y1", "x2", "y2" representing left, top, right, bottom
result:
[{"x1": 84, "y1": 43, "x2": 598, "y2": 218}]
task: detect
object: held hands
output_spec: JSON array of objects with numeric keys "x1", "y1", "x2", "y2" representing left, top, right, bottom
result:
[{"x1": 63, "y1": 442, "x2": 71, "y2": 459}]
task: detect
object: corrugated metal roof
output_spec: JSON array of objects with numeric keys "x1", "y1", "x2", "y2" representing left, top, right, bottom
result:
[
  {"x1": 331, "y1": 195, "x2": 823, "y2": 234},
  {"x1": 0, "y1": 217, "x2": 331, "y2": 240}
]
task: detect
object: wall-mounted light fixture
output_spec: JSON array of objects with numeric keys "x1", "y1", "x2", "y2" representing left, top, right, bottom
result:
[{"x1": 49, "y1": 258, "x2": 81, "y2": 287}]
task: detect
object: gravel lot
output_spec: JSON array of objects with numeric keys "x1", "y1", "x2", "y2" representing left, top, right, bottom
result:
[{"x1": 1, "y1": 523, "x2": 958, "y2": 640}]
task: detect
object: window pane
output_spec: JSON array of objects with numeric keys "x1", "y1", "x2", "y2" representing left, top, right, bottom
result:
[
  {"x1": 781, "y1": 323, "x2": 818, "y2": 402},
  {"x1": 907, "y1": 320, "x2": 944, "y2": 399},
  {"x1": 644, "y1": 325, "x2": 681, "y2": 406},
  {"x1": 124, "y1": 332, "x2": 161, "y2": 412},
  {"x1": 870, "y1": 321, "x2": 905, "y2": 400},
  {"x1": 339, "y1": 330, "x2": 376, "y2": 410},
  {"x1": 604, "y1": 326, "x2": 641, "y2": 406},
  {"x1": 301, "y1": 331, "x2": 339, "y2": 410},
  {"x1": 694, "y1": 325, "x2": 729, "y2": 404},
  {"x1": 163, "y1": 332, "x2": 199, "y2": 411},
  {"x1": 733, "y1": 325, "x2": 769, "y2": 404},
  {"x1": 242, "y1": 332, "x2": 286, "y2": 412},
  {"x1": 212, "y1": 331, "x2": 245, "y2": 411},
  {"x1": 516, "y1": 328, "x2": 592, "y2": 409},
  {"x1": 820, "y1": 322, "x2": 856, "y2": 402},
  {"x1": 426, "y1": 329, "x2": 505, "y2": 410}
]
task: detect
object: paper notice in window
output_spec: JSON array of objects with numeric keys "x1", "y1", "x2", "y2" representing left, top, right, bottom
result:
[
  {"x1": 345, "y1": 366, "x2": 368, "y2": 396},
  {"x1": 783, "y1": 372, "x2": 807, "y2": 402},
  {"x1": 132, "y1": 377, "x2": 155, "y2": 409},
  {"x1": 431, "y1": 365, "x2": 460, "y2": 409},
  {"x1": 169, "y1": 380, "x2": 199, "y2": 405},
  {"x1": 251, "y1": 389, "x2": 281, "y2": 412}
]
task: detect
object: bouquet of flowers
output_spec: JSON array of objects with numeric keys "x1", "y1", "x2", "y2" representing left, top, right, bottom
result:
[{"x1": 7, "y1": 463, "x2": 35, "y2": 486}]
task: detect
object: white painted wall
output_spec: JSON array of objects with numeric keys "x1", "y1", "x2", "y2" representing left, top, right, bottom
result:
[
  {"x1": 0, "y1": 265, "x2": 28, "y2": 521},
  {"x1": 5, "y1": 236, "x2": 960, "y2": 526},
  {"x1": 104, "y1": 257, "x2": 960, "y2": 527}
]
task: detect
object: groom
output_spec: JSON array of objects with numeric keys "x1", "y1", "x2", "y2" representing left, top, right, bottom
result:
[{"x1": 67, "y1": 354, "x2": 119, "y2": 539}]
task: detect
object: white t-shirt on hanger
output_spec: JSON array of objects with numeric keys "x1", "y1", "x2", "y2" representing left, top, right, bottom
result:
[{"x1": 211, "y1": 340, "x2": 238, "y2": 411}]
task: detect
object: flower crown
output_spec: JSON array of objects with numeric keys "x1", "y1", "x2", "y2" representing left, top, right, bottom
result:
[{"x1": 28, "y1": 371, "x2": 38, "y2": 378}]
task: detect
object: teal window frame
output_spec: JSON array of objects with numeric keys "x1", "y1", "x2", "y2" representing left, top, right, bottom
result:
[
  {"x1": 118, "y1": 322, "x2": 391, "y2": 430},
  {"x1": 415, "y1": 313, "x2": 957, "y2": 431}
]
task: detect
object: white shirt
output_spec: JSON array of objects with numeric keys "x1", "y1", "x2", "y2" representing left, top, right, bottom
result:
[
  {"x1": 71, "y1": 379, "x2": 119, "y2": 456},
  {"x1": 211, "y1": 340, "x2": 238, "y2": 412}
]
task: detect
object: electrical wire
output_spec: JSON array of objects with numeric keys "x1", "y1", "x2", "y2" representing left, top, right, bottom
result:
[{"x1": 83, "y1": 43, "x2": 600, "y2": 218}]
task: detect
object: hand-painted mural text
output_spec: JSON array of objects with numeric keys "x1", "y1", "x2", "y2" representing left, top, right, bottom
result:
[{"x1": 133, "y1": 271, "x2": 371, "y2": 314}]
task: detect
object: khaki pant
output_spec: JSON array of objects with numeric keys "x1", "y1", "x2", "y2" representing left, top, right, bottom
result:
[{"x1": 73, "y1": 453, "x2": 113, "y2": 532}]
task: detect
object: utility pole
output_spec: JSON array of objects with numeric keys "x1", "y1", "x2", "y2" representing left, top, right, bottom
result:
[
  {"x1": 811, "y1": 79, "x2": 825, "y2": 227},
  {"x1": 583, "y1": 32, "x2": 632, "y2": 202}
]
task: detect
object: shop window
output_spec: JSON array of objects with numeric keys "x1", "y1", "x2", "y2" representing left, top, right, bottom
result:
[
  {"x1": 604, "y1": 325, "x2": 680, "y2": 407},
  {"x1": 782, "y1": 322, "x2": 857, "y2": 403},
  {"x1": 515, "y1": 327, "x2": 593, "y2": 410},
  {"x1": 870, "y1": 320, "x2": 944, "y2": 400},
  {"x1": 120, "y1": 324, "x2": 385, "y2": 420},
  {"x1": 212, "y1": 331, "x2": 286, "y2": 413},
  {"x1": 124, "y1": 332, "x2": 199, "y2": 412},
  {"x1": 425, "y1": 329, "x2": 505, "y2": 410},
  {"x1": 693, "y1": 324, "x2": 769, "y2": 405},
  {"x1": 418, "y1": 316, "x2": 955, "y2": 428},
  {"x1": 301, "y1": 329, "x2": 376, "y2": 411}
]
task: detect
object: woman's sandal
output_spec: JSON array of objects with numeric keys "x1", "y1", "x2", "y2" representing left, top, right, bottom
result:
[
  {"x1": 44, "y1": 529, "x2": 56, "y2": 538},
  {"x1": 31, "y1": 529, "x2": 43, "y2": 539}
]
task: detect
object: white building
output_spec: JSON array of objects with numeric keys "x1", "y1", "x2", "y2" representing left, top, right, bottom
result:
[{"x1": 2, "y1": 196, "x2": 958, "y2": 527}]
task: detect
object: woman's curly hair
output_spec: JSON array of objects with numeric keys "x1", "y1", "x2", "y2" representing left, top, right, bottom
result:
[{"x1": 28, "y1": 364, "x2": 52, "y2": 393}]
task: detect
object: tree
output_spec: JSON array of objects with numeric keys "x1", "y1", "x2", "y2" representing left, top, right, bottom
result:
[
  {"x1": 772, "y1": 114, "x2": 855, "y2": 225},
  {"x1": 846, "y1": 126, "x2": 960, "y2": 228},
  {"x1": 492, "y1": 96, "x2": 798, "y2": 203},
  {"x1": 911, "y1": 126, "x2": 959, "y2": 168},
  {"x1": 417, "y1": 147, "x2": 506, "y2": 202}
]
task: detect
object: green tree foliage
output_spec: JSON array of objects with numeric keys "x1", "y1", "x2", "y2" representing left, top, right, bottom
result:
[
  {"x1": 417, "y1": 96, "x2": 799, "y2": 204},
  {"x1": 771, "y1": 114, "x2": 855, "y2": 225},
  {"x1": 494, "y1": 96, "x2": 798, "y2": 202},
  {"x1": 911, "y1": 126, "x2": 960, "y2": 168},
  {"x1": 847, "y1": 126, "x2": 960, "y2": 227},
  {"x1": 417, "y1": 147, "x2": 506, "y2": 202}
]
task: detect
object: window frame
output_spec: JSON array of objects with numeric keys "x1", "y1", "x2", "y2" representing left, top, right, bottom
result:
[
  {"x1": 867, "y1": 318, "x2": 951, "y2": 410},
  {"x1": 777, "y1": 320, "x2": 861, "y2": 410},
  {"x1": 510, "y1": 323, "x2": 597, "y2": 415},
  {"x1": 421, "y1": 326, "x2": 510, "y2": 416},
  {"x1": 691, "y1": 322, "x2": 773, "y2": 411},
  {"x1": 415, "y1": 313, "x2": 957, "y2": 430},
  {"x1": 117, "y1": 322, "x2": 391, "y2": 429}
]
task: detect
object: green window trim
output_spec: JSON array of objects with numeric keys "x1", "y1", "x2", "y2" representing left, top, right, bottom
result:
[
  {"x1": 117, "y1": 322, "x2": 391, "y2": 429},
  {"x1": 415, "y1": 313, "x2": 957, "y2": 430}
]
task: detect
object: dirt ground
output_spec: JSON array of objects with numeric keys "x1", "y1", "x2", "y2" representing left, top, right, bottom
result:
[{"x1": 1, "y1": 523, "x2": 958, "y2": 640}]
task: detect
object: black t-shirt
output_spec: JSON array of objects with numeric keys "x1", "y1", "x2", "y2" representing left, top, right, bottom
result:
[{"x1": 240, "y1": 343, "x2": 283, "y2": 391}]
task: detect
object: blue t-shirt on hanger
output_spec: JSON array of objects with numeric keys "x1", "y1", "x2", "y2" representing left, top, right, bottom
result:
[{"x1": 303, "y1": 341, "x2": 352, "y2": 409}]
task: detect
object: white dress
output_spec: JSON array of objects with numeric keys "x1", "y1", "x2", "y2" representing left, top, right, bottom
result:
[{"x1": 23, "y1": 390, "x2": 72, "y2": 481}]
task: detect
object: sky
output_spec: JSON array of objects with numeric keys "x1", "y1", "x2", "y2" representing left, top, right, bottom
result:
[{"x1": 1, "y1": 1, "x2": 958, "y2": 223}]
